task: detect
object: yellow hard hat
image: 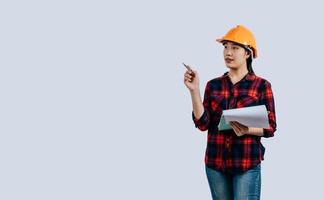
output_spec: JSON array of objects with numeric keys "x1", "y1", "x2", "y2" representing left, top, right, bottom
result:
[{"x1": 216, "y1": 25, "x2": 258, "y2": 58}]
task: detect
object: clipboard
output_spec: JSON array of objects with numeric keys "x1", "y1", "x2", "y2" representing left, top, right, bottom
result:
[
  {"x1": 218, "y1": 105, "x2": 269, "y2": 131},
  {"x1": 218, "y1": 115, "x2": 232, "y2": 131}
]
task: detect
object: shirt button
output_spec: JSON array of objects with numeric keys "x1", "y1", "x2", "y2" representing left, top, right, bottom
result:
[{"x1": 226, "y1": 139, "x2": 230, "y2": 148}]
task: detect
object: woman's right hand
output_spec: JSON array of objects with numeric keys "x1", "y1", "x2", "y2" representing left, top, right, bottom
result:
[{"x1": 184, "y1": 70, "x2": 199, "y2": 91}]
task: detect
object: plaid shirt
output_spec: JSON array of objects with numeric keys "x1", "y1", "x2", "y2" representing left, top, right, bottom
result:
[{"x1": 192, "y1": 72, "x2": 277, "y2": 173}]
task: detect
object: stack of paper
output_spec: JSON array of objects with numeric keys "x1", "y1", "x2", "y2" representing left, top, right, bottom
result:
[{"x1": 218, "y1": 105, "x2": 270, "y2": 131}]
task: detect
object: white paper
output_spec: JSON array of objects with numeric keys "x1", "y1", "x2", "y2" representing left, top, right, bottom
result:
[{"x1": 222, "y1": 105, "x2": 270, "y2": 128}]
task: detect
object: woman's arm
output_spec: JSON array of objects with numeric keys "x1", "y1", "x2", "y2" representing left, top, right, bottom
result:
[
  {"x1": 190, "y1": 89, "x2": 204, "y2": 120},
  {"x1": 230, "y1": 121, "x2": 264, "y2": 137},
  {"x1": 260, "y1": 81, "x2": 277, "y2": 137},
  {"x1": 184, "y1": 70, "x2": 210, "y2": 131},
  {"x1": 247, "y1": 127, "x2": 264, "y2": 136},
  {"x1": 184, "y1": 70, "x2": 204, "y2": 118}
]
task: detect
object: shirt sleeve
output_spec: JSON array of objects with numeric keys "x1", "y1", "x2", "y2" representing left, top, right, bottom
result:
[
  {"x1": 192, "y1": 82, "x2": 211, "y2": 131},
  {"x1": 260, "y1": 80, "x2": 277, "y2": 138}
]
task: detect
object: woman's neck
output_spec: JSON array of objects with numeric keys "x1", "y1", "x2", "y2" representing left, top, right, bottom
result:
[{"x1": 228, "y1": 67, "x2": 249, "y2": 84}]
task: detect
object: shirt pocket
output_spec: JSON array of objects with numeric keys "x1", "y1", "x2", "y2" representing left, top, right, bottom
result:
[
  {"x1": 209, "y1": 92, "x2": 225, "y2": 113},
  {"x1": 236, "y1": 92, "x2": 259, "y2": 108}
]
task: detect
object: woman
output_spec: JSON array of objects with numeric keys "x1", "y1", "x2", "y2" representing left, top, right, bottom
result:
[{"x1": 183, "y1": 25, "x2": 277, "y2": 200}]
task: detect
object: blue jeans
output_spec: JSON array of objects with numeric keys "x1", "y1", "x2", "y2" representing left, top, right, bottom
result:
[{"x1": 205, "y1": 164, "x2": 261, "y2": 200}]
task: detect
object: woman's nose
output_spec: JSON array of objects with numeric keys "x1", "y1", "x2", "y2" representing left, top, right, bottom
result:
[{"x1": 225, "y1": 50, "x2": 232, "y2": 56}]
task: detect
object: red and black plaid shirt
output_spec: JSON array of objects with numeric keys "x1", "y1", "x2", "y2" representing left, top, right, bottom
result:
[{"x1": 192, "y1": 72, "x2": 277, "y2": 173}]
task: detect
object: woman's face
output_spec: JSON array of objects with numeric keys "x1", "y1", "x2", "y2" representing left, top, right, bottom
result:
[{"x1": 223, "y1": 41, "x2": 250, "y2": 70}]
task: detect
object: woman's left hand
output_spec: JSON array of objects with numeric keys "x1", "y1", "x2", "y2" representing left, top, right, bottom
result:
[{"x1": 230, "y1": 121, "x2": 249, "y2": 137}]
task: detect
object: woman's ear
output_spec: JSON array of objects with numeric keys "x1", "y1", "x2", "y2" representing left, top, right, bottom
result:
[{"x1": 245, "y1": 50, "x2": 251, "y2": 59}]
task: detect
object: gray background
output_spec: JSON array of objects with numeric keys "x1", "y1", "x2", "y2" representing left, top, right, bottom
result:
[{"x1": 1, "y1": 0, "x2": 323, "y2": 199}]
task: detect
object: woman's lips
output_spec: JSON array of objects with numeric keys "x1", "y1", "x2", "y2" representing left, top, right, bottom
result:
[{"x1": 225, "y1": 58, "x2": 234, "y2": 63}]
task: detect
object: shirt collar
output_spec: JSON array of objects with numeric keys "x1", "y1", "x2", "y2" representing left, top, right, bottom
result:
[{"x1": 222, "y1": 71, "x2": 256, "y2": 82}]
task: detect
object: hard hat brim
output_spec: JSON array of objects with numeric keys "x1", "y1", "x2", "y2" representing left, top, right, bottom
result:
[{"x1": 216, "y1": 38, "x2": 257, "y2": 59}]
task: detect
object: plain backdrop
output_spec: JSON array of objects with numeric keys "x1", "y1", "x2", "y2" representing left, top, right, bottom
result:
[{"x1": 1, "y1": 0, "x2": 324, "y2": 199}]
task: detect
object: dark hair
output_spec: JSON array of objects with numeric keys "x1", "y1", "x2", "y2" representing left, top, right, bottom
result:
[{"x1": 246, "y1": 52, "x2": 254, "y2": 74}]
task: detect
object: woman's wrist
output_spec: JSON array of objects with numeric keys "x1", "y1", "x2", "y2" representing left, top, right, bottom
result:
[
  {"x1": 189, "y1": 87, "x2": 200, "y2": 95},
  {"x1": 247, "y1": 127, "x2": 264, "y2": 136}
]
